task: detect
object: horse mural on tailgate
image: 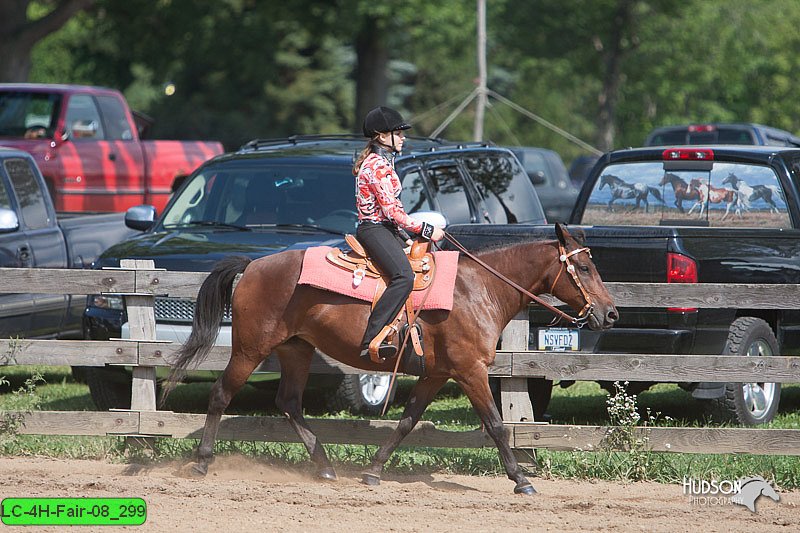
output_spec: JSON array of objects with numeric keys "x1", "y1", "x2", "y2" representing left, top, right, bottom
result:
[{"x1": 581, "y1": 161, "x2": 789, "y2": 228}]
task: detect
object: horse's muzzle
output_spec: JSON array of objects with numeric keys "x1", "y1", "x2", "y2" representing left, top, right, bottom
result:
[{"x1": 587, "y1": 304, "x2": 618, "y2": 330}]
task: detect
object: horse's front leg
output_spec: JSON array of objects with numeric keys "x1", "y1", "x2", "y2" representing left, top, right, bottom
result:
[
  {"x1": 361, "y1": 376, "x2": 448, "y2": 486},
  {"x1": 457, "y1": 368, "x2": 535, "y2": 495},
  {"x1": 275, "y1": 340, "x2": 337, "y2": 481}
]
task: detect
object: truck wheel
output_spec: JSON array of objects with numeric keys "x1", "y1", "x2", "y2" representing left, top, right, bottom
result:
[
  {"x1": 709, "y1": 317, "x2": 780, "y2": 425},
  {"x1": 325, "y1": 374, "x2": 396, "y2": 416},
  {"x1": 84, "y1": 366, "x2": 132, "y2": 410}
]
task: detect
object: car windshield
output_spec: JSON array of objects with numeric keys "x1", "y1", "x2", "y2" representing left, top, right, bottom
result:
[
  {"x1": 161, "y1": 162, "x2": 358, "y2": 234},
  {"x1": 0, "y1": 91, "x2": 62, "y2": 139}
]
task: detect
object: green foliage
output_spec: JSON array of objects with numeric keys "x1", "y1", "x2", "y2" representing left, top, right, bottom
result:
[
  {"x1": 0, "y1": 370, "x2": 44, "y2": 445},
  {"x1": 23, "y1": 0, "x2": 800, "y2": 161}
]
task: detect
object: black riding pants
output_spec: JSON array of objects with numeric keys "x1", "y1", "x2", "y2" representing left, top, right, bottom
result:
[{"x1": 356, "y1": 221, "x2": 414, "y2": 347}]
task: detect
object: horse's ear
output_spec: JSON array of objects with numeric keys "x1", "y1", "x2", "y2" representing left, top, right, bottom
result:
[{"x1": 555, "y1": 222, "x2": 569, "y2": 245}]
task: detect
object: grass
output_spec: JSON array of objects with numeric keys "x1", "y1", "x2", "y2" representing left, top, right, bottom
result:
[{"x1": 2, "y1": 366, "x2": 800, "y2": 488}]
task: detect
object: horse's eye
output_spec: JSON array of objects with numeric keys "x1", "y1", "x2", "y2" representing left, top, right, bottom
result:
[{"x1": 579, "y1": 264, "x2": 590, "y2": 273}]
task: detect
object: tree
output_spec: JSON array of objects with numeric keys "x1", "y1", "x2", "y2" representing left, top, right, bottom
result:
[{"x1": 0, "y1": 0, "x2": 95, "y2": 81}]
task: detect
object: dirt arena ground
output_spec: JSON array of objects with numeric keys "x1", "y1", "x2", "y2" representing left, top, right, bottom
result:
[{"x1": 0, "y1": 456, "x2": 797, "y2": 532}]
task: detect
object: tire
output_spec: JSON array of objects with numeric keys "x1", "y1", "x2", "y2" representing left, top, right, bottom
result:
[
  {"x1": 84, "y1": 366, "x2": 132, "y2": 410},
  {"x1": 325, "y1": 374, "x2": 396, "y2": 416},
  {"x1": 709, "y1": 317, "x2": 781, "y2": 425}
]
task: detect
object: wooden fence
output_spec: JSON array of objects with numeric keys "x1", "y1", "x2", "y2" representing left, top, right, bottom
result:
[{"x1": 2, "y1": 261, "x2": 800, "y2": 456}]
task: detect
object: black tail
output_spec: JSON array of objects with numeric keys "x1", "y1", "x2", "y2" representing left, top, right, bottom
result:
[
  {"x1": 160, "y1": 256, "x2": 252, "y2": 404},
  {"x1": 648, "y1": 186, "x2": 664, "y2": 202}
]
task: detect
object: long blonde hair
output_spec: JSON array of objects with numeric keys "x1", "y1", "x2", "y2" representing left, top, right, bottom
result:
[{"x1": 353, "y1": 138, "x2": 378, "y2": 175}]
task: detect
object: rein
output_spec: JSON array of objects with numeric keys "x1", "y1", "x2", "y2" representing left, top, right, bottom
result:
[{"x1": 443, "y1": 232, "x2": 593, "y2": 328}]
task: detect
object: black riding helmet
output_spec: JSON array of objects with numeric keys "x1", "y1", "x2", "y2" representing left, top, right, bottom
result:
[{"x1": 362, "y1": 106, "x2": 411, "y2": 137}]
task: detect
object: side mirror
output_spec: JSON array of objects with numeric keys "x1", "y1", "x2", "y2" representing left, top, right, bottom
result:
[
  {"x1": 70, "y1": 119, "x2": 98, "y2": 139},
  {"x1": 409, "y1": 210, "x2": 448, "y2": 228},
  {"x1": 0, "y1": 208, "x2": 19, "y2": 233},
  {"x1": 529, "y1": 170, "x2": 547, "y2": 186},
  {"x1": 125, "y1": 205, "x2": 157, "y2": 231}
]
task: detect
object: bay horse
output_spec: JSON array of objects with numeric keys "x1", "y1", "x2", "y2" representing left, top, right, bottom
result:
[
  {"x1": 599, "y1": 174, "x2": 664, "y2": 213},
  {"x1": 687, "y1": 177, "x2": 742, "y2": 220},
  {"x1": 659, "y1": 173, "x2": 701, "y2": 213},
  {"x1": 163, "y1": 223, "x2": 618, "y2": 495}
]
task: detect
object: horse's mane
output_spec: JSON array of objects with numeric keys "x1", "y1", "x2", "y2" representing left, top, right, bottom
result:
[
  {"x1": 600, "y1": 174, "x2": 621, "y2": 184},
  {"x1": 450, "y1": 228, "x2": 587, "y2": 257},
  {"x1": 663, "y1": 172, "x2": 687, "y2": 186}
]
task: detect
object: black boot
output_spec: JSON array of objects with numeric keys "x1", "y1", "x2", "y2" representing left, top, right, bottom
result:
[{"x1": 359, "y1": 343, "x2": 397, "y2": 361}]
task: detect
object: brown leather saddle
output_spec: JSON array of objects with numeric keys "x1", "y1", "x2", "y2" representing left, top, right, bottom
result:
[{"x1": 325, "y1": 234, "x2": 435, "y2": 372}]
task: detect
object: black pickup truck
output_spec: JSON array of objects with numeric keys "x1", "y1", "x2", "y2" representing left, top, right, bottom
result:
[
  {"x1": 0, "y1": 147, "x2": 136, "y2": 340},
  {"x1": 450, "y1": 145, "x2": 800, "y2": 425}
]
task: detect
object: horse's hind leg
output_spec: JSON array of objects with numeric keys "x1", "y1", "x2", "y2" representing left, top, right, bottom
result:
[
  {"x1": 361, "y1": 376, "x2": 448, "y2": 486},
  {"x1": 457, "y1": 369, "x2": 535, "y2": 495},
  {"x1": 193, "y1": 347, "x2": 263, "y2": 476},
  {"x1": 274, "y1": 339, "x2": 337, "y2": 481}
]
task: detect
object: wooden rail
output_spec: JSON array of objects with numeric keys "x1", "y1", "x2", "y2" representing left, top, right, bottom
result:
[{"x1": 2, "y1": 264, "x2": 800, "y2": 455}]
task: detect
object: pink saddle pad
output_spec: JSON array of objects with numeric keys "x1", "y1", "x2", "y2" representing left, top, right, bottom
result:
[{"x1": 297, "y1": 246, "x2": 459, "y2": 311}]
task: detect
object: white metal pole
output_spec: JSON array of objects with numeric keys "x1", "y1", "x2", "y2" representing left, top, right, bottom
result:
[{"x1": 473, "y1": 0, "x2": 487, "y2": 141}]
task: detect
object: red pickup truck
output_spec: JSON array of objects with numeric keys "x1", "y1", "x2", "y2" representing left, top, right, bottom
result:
[{"x1": 0, "y1": 83, "x2": 223, "y2": 213}]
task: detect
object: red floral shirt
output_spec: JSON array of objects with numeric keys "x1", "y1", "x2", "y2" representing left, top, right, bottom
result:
[{"x1": 356, "y1": 151, "x2": 423, "y2": 234}]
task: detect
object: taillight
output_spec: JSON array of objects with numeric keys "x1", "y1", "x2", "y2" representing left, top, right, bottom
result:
[
  {"x1": 688, "y1": 124, "x2": 716, "y2": 133},
  {"x1": 667, "y1": 252, "x2": 697, "y2": 312},
  {"x1": 662, "y1": 148, "x2": 714, "y2": 161}
]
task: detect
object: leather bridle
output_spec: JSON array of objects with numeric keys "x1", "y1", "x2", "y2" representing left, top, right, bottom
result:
[
  {"x1": 548, "y1": 243, "x2": 594, "y2": 326},
  {"x1": 443, "y1": 232, "x2": 594, "y2": 328}
]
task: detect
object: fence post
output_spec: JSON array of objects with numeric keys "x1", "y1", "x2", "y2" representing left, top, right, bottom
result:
[
  {"x1": 121, "y1": 259, "x2": 157, "y2": 412},
  {"x1": 500, "y1": 311, "x2": 537, "y2": 467},
  {"x1": 500, "y1": 311, "x2": 534, "y2": 422}
]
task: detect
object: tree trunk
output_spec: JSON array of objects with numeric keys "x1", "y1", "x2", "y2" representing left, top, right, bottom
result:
[
  {"x1": 354, "y1": 15, "x2": 389, "y2": 132},
  {"x1": 595, "y1": 0, "x2": 635, "y2": 152},
  {"x1": 0, "y1": 0, "x2": 95, "y2": 82}
]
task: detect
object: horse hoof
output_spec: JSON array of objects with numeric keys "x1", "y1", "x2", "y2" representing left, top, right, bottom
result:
[
  {"x1": 514, "y1": 483, "x2": 537, "y2": 495},
  {"x1": 318, "y1": 467, "x2": 338, "y2": 481},
  {"x1": 190, "y1": 462, "x2": 208, "y2": 477},
  {"x1": 361, "y1": 472, "x2": 381, "y2": 486}
]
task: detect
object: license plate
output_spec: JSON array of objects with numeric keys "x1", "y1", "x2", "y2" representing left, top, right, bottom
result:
[{"x1": 537, "y1": 328, "x2": 579, "y2": 351}]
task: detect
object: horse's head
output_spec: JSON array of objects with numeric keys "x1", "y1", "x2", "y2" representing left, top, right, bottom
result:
[
  {"x1": 721, "y1": 172, "x2": 741, "y2": 189},
  {"x1": 599, "y1": 174, "x2": 615, "y2": 190},
  {"x1": 549, "y1": 223, "x2": 618, "y2": 330}
]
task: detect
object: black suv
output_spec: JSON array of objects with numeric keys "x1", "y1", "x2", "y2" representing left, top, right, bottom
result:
[{"x1": 82, "y1": 135, "x2": 546, "y2": 414}]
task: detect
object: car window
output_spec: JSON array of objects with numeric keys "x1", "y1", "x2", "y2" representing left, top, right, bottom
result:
[
  {"x1": 463, "y1": 153, "x2": 545, "y2": 224},
  {"x1": 65, "y1": 94, "x2": 105, "y2": 140},
  {"x1": 398, "y1": 167, "x2": 432, "y2": 214},
  {"x1": 515, "y1": 149, "x2": 549, "y2": 185},
  {"x1": 3, "y1": 158, "x2": 50, "y2": 229},
  {"x1": 426, "y1": 164, "x2": 473, "y2": 224},
  {"x1": 162, "y1": 162, "x2": 358, "y2": 233},
  {"x1": 0, "y1": 91, "x2": 61, "y2": 139},
  {"x1": 96, "y1": 95, "x2": 133, "y2": 140},
  {"x1": 0, "y1": 173, "x2": 11, "y2": 210},
  {"x1": 580, "y1": 161, "x2": 790, "y2": 229}
]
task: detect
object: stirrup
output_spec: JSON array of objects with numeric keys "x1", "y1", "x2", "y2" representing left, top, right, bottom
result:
[{"x1": 360, "y1": 343, "x2": 397, "y2": 361}]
